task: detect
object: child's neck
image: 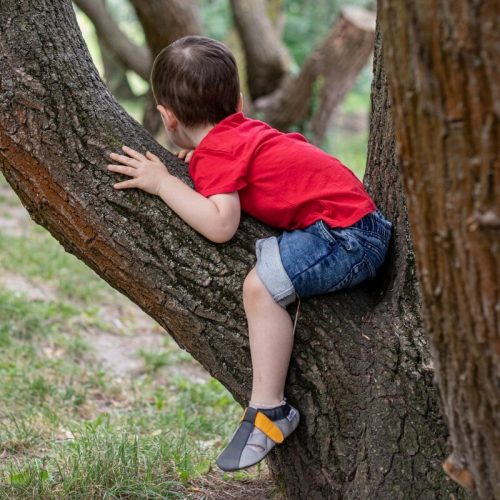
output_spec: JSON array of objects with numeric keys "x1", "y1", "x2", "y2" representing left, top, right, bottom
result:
[{"x1": 181, "y1": 123, "x2": 215, "y2": 149}]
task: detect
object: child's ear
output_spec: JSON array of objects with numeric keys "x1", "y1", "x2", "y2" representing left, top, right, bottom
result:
[
  {"x1": 237, "y1": 93, "x2": 244, "y2": 113},
  {"x1": 157, "y1": 105, "x2": 178, "y2": 130}
]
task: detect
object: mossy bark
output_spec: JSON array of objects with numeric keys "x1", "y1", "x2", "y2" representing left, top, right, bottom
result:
[{"x1": 0, "y1": 1, "x2": 464, "y2": 497}]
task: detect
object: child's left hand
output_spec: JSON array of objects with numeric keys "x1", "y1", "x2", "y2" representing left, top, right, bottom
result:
[{"x1": 108, "y1": 145, "x2": 170, "y2": 196}]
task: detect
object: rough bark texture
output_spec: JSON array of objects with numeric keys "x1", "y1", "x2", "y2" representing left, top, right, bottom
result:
[
  {"x1": 256, "y1": 7, "x2": 375, "y2": 135},
  {"x1": 379, "y1": 1, "x2": 499, "y2": 498},
  {"x1": 0, "y1": 2, "x2": 464, "y2": 498}
]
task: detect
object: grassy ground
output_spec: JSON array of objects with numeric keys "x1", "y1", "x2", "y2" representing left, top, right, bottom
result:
[{"x1": 0, "y1": 174, "x2": 281, "y2": 499}]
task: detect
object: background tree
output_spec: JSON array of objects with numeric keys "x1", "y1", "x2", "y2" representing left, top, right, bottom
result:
[
  {"x1": 73, "y1": 0, "x2": 202, "y2": 133},
  {"x1": 0, "y1": 0, "x2": 468, "y2": 497},
  {"x1": 74, "y1": 0, "x2": 375, "y2": 145},
  {"x1": 379, "y1": 1, "x2": 499, "y2": 497}
]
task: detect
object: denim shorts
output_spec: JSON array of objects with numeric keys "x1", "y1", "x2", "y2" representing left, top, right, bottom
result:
[{"x1": 255, "y1": 210, "x2": 392, "y2": 307}]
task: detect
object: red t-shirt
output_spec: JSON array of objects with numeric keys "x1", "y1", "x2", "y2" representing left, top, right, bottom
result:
[{"x1": 189, "y1": 112, "x2": 376, "y2": 230}]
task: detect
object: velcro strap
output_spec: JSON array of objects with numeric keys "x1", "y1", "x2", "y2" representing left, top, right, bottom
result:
[{"x1": 254, "y1": 411, "x2": 284, "y2": 443}]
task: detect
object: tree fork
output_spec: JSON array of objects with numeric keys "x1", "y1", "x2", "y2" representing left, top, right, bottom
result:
[{"x1": 0, "y1": 1, "x2": 463, "y2": 497}]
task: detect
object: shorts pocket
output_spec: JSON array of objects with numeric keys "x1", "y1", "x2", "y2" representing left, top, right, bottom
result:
[
  {"x1": 318, "y1": 220, "x2": 358, "y2": 251},
  {"x1": 329, "y1": 257, "x2": 372, "y2": 291}
]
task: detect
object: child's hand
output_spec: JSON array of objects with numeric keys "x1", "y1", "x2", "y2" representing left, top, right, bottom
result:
[
  {"x1": 176, "y1": 149, "x2": 195, "y2": 163},
  {"x1": 108, "y1": 145, "x2": 170, "y2": 196}
]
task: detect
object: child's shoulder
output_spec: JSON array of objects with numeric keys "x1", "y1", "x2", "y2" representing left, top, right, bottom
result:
[{"x1": 196, "y1": 113, "x2": 275, "y2": 155}]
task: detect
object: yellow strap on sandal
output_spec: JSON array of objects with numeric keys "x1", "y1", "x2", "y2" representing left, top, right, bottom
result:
[{"x1": 254, "y1": 411, "x2": 284, "y2": 443}]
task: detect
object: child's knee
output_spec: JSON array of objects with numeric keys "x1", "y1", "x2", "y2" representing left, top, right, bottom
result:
[{"x1": 243, "y1": 268, "x2": 269, "y2": 304}]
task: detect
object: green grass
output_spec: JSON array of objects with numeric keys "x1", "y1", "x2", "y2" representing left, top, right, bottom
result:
[{"x1": 0, "y1": 288, "x2": 241, "y2": 498}]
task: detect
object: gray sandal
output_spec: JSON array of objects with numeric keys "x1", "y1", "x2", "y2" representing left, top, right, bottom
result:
[{"x1": 216, "y1": 403, "x2": 300, "y2": 472}]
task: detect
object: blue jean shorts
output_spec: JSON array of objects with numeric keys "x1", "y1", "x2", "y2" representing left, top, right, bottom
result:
[{"x1": 255, "y1": 210, "x2": 392, "y2": 307}]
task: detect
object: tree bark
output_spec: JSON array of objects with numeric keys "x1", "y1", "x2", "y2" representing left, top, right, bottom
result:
[
  {"x1": 378, "y1": 1, "x2": 500, "y2": 498},
  {"x1": 0, "y1": 1, "x2": 464, "y2": 498}
]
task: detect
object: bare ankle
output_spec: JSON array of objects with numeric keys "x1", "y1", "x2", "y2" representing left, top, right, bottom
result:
[{"x1": 249, "y1": 398, "x2": 286, "y2": 409}]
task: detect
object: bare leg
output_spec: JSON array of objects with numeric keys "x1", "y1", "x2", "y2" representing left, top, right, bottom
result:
[{"x1": 243, "y1": 267, "x2": 294, "y2": 406}]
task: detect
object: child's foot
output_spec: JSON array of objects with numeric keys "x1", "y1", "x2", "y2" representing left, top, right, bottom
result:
[{"x1": 216, "y1": 403, "x2": 300, "y2": 472}]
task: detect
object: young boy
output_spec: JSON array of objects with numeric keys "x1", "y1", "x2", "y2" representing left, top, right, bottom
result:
[{"x1": 107, "y1": 36, "x2": 391, "y2": 472}]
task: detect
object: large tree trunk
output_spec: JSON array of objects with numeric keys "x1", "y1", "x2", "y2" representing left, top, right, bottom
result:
[
  {"x1": 379, "y1": 1, "x2": 499, "y2": 498},
  {"x1": 0, "y1": 1, "x2": 464, "y2": 498}
]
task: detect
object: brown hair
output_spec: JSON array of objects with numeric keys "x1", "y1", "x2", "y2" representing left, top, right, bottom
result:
[{"x1": 151, "y1": 36, "x2": 240, "y2": 127}]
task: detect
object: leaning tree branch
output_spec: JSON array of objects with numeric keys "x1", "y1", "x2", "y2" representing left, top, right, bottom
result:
[
  {"x1": 310, "y1": 7, "x2": 375, "y2": 145},
  {"x1": 256, "y1": 6, "x2": 375, "y2": 134},
  {"x1": 229, "y1": 0, "x2": 291, "y2": 99},
  {"x1": 129, "y1": 0, "x2": 202, "y2": 55},
  {"x1": 72, "y1": 0, "x2": 151, "y2": 80}
]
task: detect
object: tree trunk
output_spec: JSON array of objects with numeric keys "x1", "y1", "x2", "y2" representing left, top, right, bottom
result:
[
  {"x1": 0, "y1": 1, "x2": 464, "y2": 498},
  {"x1": 378, "y1": 1, "x2": 499, "y2": 498},
  {"x1": 129, "y1": 0, "x2": 202, "y2": 56},
  {"x1": 310, "y1": 7, "x2": 375, "y2": 146}
]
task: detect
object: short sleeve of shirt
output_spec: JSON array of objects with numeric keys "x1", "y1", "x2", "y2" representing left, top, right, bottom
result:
[{"x1": 188, "y1": 147, "x2": 249, "y2": 197}]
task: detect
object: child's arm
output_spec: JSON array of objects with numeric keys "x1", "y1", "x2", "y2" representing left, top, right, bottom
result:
[{"x1": 108, "y1": 146, "x2": 240, "y2": 243}]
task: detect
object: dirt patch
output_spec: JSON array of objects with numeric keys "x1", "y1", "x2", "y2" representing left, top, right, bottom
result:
[
  {"x1": 0, "y1": 271, "x2": 58, "y2": 301},
  {"x1": 83, "y1": 300, "x2": 209, "y2": 382},
  {"x1": 85, "y1": 327, "x2": 209, "y2": 382},
  {"x1": 0, "y1": 181, "x2": 32, "y2": 237},
  {"x1": 187, "y1": 468, "x2": 284, "y2": 499}
]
